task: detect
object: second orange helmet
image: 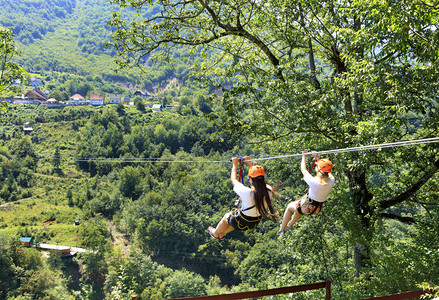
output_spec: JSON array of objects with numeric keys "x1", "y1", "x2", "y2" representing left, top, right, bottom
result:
[{"x1": 248, "y1": 165, "x2": 266, "y2": 178}]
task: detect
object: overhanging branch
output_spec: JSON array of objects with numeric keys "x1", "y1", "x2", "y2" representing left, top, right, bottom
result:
[
  {"x1": 379, "y1": 157, "x2": 439, "y2": 210},
  {"x1": 380, "y1": 213, "x2": 416, "y2": 224}
]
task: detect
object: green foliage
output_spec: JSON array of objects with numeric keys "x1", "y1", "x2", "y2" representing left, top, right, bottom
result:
[
  {"x1": 0, "y1": 99, "x2": 438, "y2": 299},
  {"x1": 109, "y1": 0, "x2": 439, "y2": 291},
  {"x1": 0, "y1": 0, "x2": 215, "y2": 104},
  {"x1": 20, "y1": 268, "x2": 69, "y2": 299},
  {"x1": 119, "y1": 166, "x2": 142, "y2": 199},
  {"x1": 165, "y1": 269, "x2": 207, "y2": 299},
  {"x1": 0, "y1": 26, "x2": 27, "y2": 98},
  {"x1": 1, "y1": 0, "x2": 439, "y2": 293},
  {"x1": 79, "y1": 216, "x2": 111, "y2": 253}
]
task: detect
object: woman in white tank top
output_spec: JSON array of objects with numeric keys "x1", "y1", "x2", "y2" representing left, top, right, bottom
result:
[{"x1": 277, "y1": 151, "x2": 335, "y2": 235}]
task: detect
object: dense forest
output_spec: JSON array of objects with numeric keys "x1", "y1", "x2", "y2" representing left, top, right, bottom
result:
[
  {"x1": 1, "y1": 0, "x2": 439, "y2": 299},
  {"x1": 0, "y1": 105, "x2": 438, "y2": 299},
  {"x1": 0, "y1": 0, "x2": 197, "y2": 98}
]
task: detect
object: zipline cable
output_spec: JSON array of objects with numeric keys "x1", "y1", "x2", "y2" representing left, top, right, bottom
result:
[
  {"x1": 251, "y1": 137, "x2": 439, "y2": 162},
  {"x1": 43, "y1": 137, "x2": 439, "y2": 164}
]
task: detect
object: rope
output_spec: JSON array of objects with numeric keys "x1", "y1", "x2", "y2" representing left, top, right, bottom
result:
[{"x1": 43, "y1": 137, "x2": 439, "y2": 164}]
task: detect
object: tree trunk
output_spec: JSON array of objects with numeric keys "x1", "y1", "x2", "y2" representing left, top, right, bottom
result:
[
  {"x1": 347, "y1": 165, "x2": 374, "y2": 276},
  {"x1": 353, "y1": 243, "x2": 369, "y2": 277}
]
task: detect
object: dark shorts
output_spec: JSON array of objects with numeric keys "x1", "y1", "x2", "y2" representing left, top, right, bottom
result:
[
  {"x1": 295, "y1": 195, "x2": 323, "y2": 215},
  {"x1": 228, "y1": 209, "x2": 262, "y2": 231}
]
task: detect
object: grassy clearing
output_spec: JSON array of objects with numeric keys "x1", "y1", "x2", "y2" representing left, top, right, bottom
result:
[{"x1": 0, "y1": 190, "x2": 82, "y2": 245}]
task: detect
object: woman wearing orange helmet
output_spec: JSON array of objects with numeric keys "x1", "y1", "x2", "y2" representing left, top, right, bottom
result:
[
  {"x1": 207, "y1": 156, "x2": 278, "y2": 240},
  {"x1": 277, "y1": 151, "x2": 335, "y2": 235}
]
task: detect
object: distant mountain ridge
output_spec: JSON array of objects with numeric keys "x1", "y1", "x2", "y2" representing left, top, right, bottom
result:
[
  {"x1": 0, "y1": 0, "x2": 78, "y2": 45},
  {"x1": 0, "y1": 0, "x2": 208, "y2": 98},
  {"x1": 0, "y1": 0, "x2": 157, "y2": 84}
]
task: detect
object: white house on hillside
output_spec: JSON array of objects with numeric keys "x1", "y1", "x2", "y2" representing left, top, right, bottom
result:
[
  {"x1": 109, "y1": 94, "x2": 122, "y2": 104},
  {"x1": 152, "y1": 104, "x2": 163, "y2": 112},
  {"x1": 30, "y1": 77, "x2": 43, "y2": 88},
  {"x1": 68, "y1": 94, "x2": 86, "y2": 105}
]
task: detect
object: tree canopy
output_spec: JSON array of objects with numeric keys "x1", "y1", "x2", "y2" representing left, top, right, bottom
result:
[{"x1": 109, "y1": 0, "x2": 439, "y2": 275}]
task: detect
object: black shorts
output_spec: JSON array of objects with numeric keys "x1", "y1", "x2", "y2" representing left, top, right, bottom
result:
[{"x1": 228, "y1": 209, "x2": 262, "y2": 231}]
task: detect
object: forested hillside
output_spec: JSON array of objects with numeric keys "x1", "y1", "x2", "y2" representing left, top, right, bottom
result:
[
  {"x1": 1, "y1": 0, "x2": 439, "y2": 299},
  {"x1": 0, "y1": 105, "x2": 438, "y2": 299},
  {"x1": 0, "y1": 0, "x2": 195, "y2": 97},
  {"x1": 0, "y1": 104, "x2": 252, "y2": 299}
]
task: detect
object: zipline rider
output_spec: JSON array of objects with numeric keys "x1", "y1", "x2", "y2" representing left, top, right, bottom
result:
[
  {"x1": 208, "y1": 156, "x2": 278, "y2": 240},
  {"x1": 277, "y1": 151, "x2": 335, "y2": 235}
]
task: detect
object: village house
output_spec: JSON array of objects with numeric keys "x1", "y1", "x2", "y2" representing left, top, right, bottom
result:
[
  {"x1": 30, "y1": 77, "x2": 43, "y2": 88},
  {"x1": 23, "y1": 122, "x2": 33, "y2": 134},
  {"x1": 90, "y1": 94, "x2": 105, "y2": 105},
  {"x1": 109, "y1": 94, "x2": 122, "y2": 104},
  {"x1": 20, "y1": 237, "x2": 34, "y2": 247},
  {"x1": 38, "y1": 244, "x2": 75, "y2": 257},
  {"x1": 68, "y1": 94, "x2": 87, "y2": 105},
  {"x1": 25, "y1": 88, "x2": 48, "y2": 103},
  {"x1": 46, "y1": 98, "x2": 67, "y2": 108},
  {"x1": 212, "y1": 84, "x2": 232, "y2": 97},
  {"x1": 123, "y1": 96, "x2": 131, "y2": 105},
  {"x1": 152, "y1": 104, "x2": 163, "y2": 112},
  {"x1": 134, "y1": 90, "x2": 151, "y2": 99}
]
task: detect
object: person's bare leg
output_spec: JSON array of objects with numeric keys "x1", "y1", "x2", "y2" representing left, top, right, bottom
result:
[
  {"x1": 218, "y1": 225, "x2": 234, "y2": 239},
  {"x1": 279, "y1": 201, "x2": 300, "y2": 231},
  {"x1": 287, "y1": 211, "x2": 301, "y2": 227},
  {"x1": 210, "y1": 213, "x2": 234, "y2": 239}
]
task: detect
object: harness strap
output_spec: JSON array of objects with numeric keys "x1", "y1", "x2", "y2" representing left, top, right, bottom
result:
[
  {"x1": 309, "y1": 201, "x2": 321, "y2": 215},
  {"x1": 298, "y1": 196, "x2": 323, "y2": 215},
  {"x1": 308, "y1": 160, "x2": 316, "y2": 173},
  {"x1": 241, "y1": 204, "x2": 255, "y2": 212}
]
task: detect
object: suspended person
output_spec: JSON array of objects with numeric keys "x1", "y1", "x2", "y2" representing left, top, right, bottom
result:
[
  {"x1": 277, "y1": 151, "x2": 335, "y2": 235},
  {"x1": 207, "y1": 156, "x2": 278, "y2": 240}
]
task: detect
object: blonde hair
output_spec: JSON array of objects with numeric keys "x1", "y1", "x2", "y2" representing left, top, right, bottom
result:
[
  {"x1": 318, "y1": 172, "x2": 330, "y2": 186},
  {"x1": 317, "y1": 165, "x2": 330, "y2": 185}
]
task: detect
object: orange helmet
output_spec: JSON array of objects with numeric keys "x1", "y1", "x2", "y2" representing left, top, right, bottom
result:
[
  {"x1": 248, "y1": 165, "x2": 265, "y2": 178},
  {"x1": 317, "y1": 159, "x2": 332, "y2": 173}
]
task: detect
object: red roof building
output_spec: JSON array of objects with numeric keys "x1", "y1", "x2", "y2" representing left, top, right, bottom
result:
[{"x1": 25, "y1": 88, "x2": 48, "y2": 101}]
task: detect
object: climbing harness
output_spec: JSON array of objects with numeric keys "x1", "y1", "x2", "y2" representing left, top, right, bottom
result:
[
  {"x1": 228, "y1": 205, "x2": 262, "y2": 231},
  {"x1": 300, "y1": 155, "x2": 327, "y2": 215},
  {"x1": 297, "y1": 195, "x2": 324, "y2": 215}
]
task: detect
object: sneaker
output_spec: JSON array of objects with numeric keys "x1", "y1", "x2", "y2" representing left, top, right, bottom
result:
[
  {"x1": 276, "y1": 230, "x2": 285, "y2": 236},
  {"x1": 207, "y1": 226, "x2": 218, "y2": 239},
  {"x1": 286, "y1": 225, "x2": 292, "y2": 231}
]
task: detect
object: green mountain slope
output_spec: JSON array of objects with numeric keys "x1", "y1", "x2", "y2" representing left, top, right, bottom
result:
[
  {"x1": 0, "y1": 0, "x2": 189, "y2": 92},
  {"x1": 1, "y1": 0, "x2": 125, "y2": 75}
]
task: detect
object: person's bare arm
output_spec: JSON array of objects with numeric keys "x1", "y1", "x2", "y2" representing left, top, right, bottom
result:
[
  {"x1": 231, "y1": 157, "x2": 240, "y2": 186},
  {"x1": 243, "y1": 156, "x2": 253, "y2": 168},
  {"x1": 301, "y1": 152, "x2": 309, "y2": 176}
]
